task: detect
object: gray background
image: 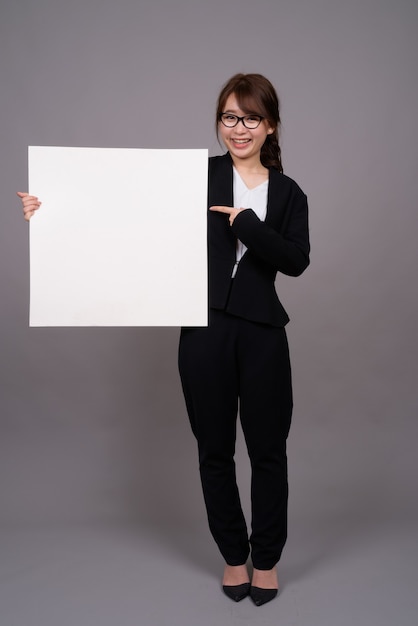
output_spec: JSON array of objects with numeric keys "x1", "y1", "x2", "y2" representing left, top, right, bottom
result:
[{"x1": 1, "y1": 0, "x2": 417, "y2": 624}]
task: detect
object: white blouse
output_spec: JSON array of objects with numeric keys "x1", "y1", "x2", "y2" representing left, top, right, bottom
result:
[{"x1": 232, "y1": 166, "x2": 268, "y2": 276}]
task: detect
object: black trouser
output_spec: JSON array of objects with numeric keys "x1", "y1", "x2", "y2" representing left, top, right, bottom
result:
[{"x1": 178, "y1": 309, "x2": 293, "y2": 570}]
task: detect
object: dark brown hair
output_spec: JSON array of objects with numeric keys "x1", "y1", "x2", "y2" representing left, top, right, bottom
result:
[{"x1": 216, "y1": 73, "x2": 283, "y2": 173}]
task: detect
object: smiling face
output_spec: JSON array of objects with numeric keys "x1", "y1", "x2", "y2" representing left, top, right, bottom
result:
[{"x1": 218, "y1": 93, "x2": 274, "y2": 166}]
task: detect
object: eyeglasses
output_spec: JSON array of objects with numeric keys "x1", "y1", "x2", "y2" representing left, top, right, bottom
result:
[{"x1": 219, "y1": 113, "x2": 264, "y2": 129}]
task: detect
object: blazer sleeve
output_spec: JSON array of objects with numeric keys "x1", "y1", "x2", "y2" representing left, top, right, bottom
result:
[{"x1": 230, "y1": 187, "x2": 310, "y2": 277}]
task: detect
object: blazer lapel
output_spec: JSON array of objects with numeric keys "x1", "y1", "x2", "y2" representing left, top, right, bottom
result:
[
  {"x1": 208, "y1": 153, "x2": 233, "y2": 207},
  {"x1": 265, "y1": 167, "x2": 288, "y2": 232}
]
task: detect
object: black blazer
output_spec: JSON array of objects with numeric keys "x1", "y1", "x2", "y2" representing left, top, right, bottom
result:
[{"x1": 208, "y1": 153, "x2": 310, "y2": 327}]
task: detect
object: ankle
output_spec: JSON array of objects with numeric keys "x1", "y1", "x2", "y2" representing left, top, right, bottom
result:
[
  {"x1": 223, "y1": 564, "x2": 250, "y2": 586},
  {"x1": 251, "y1": 566, "x2": 278, "y2": 589}
]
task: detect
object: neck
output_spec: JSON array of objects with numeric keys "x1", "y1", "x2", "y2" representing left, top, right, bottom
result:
[{"x1": 230, "y1": 153, "x2": 267, "y2": 175}]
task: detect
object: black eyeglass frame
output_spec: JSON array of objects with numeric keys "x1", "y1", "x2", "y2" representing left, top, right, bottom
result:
[{"x1": 219, "y1": 113, "x2": 265, "y2": 129}]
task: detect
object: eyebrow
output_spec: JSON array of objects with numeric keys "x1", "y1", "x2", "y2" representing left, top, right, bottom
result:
[
  {"x1": 223, "y1": 107, "x2": 261, "y2": 116},
  {"x1": 223, "y1": 110, "x2": 258, "y2": 115}
]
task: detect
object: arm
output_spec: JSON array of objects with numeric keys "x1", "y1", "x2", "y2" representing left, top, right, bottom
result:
[
  {"x1": 231, "y1": 193, "x2": 310, "y2": 276},
  {"x1": 210, "y1": 191, "x2": 310, "y2": 277}
]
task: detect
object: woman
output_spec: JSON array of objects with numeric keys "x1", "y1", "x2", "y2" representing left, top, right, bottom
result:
[
  {"x1": 18, "y1": 73, "x2": 309, "y2": 607},
  {"x1": 178, "y1": 73, "x2": 309, "y2": 605}
]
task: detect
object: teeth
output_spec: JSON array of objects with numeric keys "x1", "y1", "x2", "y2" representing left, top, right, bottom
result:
[{"x1": 233, "y1": 139, "x2": 250, "y2": 143}]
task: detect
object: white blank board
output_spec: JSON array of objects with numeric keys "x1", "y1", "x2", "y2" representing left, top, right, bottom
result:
[{"x1": 29, "y1": 146, "x2": 208, "y2": 326}]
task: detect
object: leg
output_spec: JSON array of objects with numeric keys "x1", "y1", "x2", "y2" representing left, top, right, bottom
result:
[
  {"x1": 237, "y1": 321, "x2": 293, "y2": 571},
  {"x1": 178, "y1": 311, "x2": 250, "y2": 565}
]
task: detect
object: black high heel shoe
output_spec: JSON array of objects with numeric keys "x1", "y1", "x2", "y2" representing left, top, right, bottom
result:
[
  {"x1": 222, "y1": 582, "x2": 251, "y2": 602},
  {"x1": 250, "y1": 586, "x2": 278, "y2": 606}
]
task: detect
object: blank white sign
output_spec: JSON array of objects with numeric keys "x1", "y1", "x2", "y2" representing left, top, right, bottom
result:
[{"x1": 28, "y1": 146, "x2": 208, "y2": 326}]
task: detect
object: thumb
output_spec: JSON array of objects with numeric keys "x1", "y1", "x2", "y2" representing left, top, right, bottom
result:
[{"x1": 16, "y1": 191, "x2": 28, "y2": 198}]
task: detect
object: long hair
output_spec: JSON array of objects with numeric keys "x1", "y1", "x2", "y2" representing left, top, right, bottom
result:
[{"x1": 216, "y1": 73, "x2": 283, "y2": 173}]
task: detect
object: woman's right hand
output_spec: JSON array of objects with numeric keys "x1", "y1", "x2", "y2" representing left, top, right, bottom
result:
[{"x1": 17, "y1": 192, "x2": 41, "y2": 221}]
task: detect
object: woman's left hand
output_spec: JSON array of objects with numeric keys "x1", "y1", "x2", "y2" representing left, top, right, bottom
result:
[{"x1": 209, "y1": 205, "x2": 244, "y2": 226}]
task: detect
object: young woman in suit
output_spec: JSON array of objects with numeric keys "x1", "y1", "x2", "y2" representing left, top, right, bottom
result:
[
  {"x1": 18, "y1": 73, "x2": 309, "y2": 607},
  {"x1": 178, "y1": 73, "x2": 309, "y2": 605}
]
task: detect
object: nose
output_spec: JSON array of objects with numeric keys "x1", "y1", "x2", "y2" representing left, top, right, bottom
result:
[{"x1": 235, "y1": 118, "x2": 247, "y2": 132}]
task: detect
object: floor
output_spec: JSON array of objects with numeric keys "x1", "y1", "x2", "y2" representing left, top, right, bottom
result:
[{"x1": 1, "y1": 516, "x2": 417, "y2": 626}]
